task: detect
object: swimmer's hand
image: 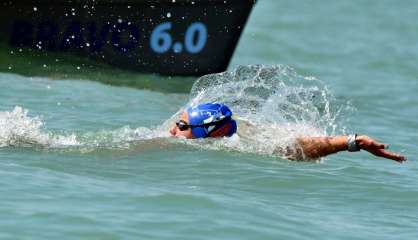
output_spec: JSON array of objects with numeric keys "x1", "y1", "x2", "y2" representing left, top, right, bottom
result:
[
  {"x1": 356, "y1": 135, "x2": 406, "y2": 163},
  {"x1": 293, "y1": 135, "x2": 406, "y2": 163}
]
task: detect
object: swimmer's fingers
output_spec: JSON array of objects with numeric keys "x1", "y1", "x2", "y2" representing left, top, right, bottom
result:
[
  {"x1": 357, "y1": 136, "x2": 406, "y2": 163},
  {"x1": 371, "y1": 140, "x2": 406, "y2": 162},
  {"x1": 371, "y1": 148, "x2": 406, "y2": 163}
]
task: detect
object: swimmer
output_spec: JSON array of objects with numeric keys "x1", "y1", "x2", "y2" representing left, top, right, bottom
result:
[{"x1": 169, "y1": 102, "x2": 406, "y2": 162}]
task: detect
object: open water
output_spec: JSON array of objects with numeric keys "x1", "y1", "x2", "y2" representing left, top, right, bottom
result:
[{"x1": 1, "y1": 0, "x2": 417, "y2": 239}]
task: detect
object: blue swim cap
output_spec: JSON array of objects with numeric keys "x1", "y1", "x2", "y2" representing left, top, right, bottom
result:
[{"x1": 187, "y1": 103, "x2": 237, "y2": 138}]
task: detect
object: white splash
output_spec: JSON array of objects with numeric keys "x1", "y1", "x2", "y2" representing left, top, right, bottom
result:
[
  {"x1": 0, "y1": 106, "x2": 79, "y2": 148},
  {"x1": 0, "y1": 106, "x2": 170, "y2": 151},
  {"x1": 161, "y1": 64, "x2": 349, "y2": 157}
]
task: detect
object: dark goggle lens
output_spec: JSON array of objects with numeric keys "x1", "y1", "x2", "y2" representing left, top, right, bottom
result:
[{"x1": 176, "y1": 120, "x2": 190, "y2": 131}]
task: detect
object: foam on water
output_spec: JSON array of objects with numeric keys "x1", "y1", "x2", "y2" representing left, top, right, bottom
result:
[
  {"x1": 0, "y1": 106, "x2": 79, "y2": 148},
  {"x1": 0, "y1": 107, "x2": 165, "y2": 150},
  {"x1": 1, "y1": 65, "x2": 349, "y2": 158}
]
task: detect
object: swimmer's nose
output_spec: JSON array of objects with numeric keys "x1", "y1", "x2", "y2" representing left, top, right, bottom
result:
[{"x1": 169, "y1": 126, "x2": 176, "y2": 136}]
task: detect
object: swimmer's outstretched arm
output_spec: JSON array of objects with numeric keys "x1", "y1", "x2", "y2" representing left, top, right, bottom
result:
[{"x1": 293, "y1": 135, "x2": 406, "y2": 162}]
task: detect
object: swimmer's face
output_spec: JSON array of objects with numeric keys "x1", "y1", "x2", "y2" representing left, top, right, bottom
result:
[{"x1": 169, "y1": 111, "x2": 194, "y2": 139}]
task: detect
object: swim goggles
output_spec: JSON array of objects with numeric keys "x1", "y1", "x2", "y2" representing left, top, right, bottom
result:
[
  {"x1": 176, "y1": 120, "x2": 193, "y2": 131},
  {"x1": 176, "y1": 117, "x2": 230, "y2": 132}
]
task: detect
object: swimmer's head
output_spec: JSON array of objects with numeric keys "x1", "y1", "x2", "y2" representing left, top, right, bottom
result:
[{"x1": 169, "y1": 103, "x2": 237, "y2": 139}]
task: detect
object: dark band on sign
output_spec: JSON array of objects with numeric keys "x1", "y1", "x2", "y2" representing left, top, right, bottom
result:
[{"x1": 0, "y1": 0, "x2": 256, "y2": 75}]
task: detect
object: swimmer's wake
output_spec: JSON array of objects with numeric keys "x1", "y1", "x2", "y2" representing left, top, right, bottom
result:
[
  {"x1": 0, "y1": 106, "x2": 165, "y2": 150},
  {"x1": 0, "y1": 106, "x2": 78, "y2": 148}
]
